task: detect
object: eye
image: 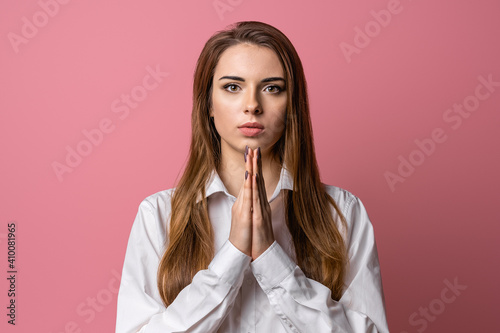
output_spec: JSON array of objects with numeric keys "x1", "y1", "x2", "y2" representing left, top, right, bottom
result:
[
  {"x1": 223, "y1": 84, "x2": 240, "y2": 92},
  {"x1": 265, "y1": 85, "x2": 283, "y2": 93}
]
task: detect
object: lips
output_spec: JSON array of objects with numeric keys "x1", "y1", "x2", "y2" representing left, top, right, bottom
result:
[
  {"x1": 239, "y1": 127, "x2": 263, "y2": 137},
  {"x1": 239, "y1": 122, "x2": 264, "y2": 129}
]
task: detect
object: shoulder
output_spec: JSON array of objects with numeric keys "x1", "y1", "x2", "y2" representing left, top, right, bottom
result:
[
  {"x1": 131, "y1": 188, "x2": 176, "y2": 247},
  {"x1": 139, "y1": 187, "x2": 176, "y2": 223},
  {"x1": 139, "y1": 188, "x2": 175, "y2": 214},
  {"x1": 321, "y1": 183, "x2": 358, "y2": 217},
  {"x1": 321, "y1": 183, "x2": 376, "y2": 245}
]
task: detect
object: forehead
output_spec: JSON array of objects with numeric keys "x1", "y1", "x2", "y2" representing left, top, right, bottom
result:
[{"x1": 214, "y1": 43, "x2": 284, "y2": 77}]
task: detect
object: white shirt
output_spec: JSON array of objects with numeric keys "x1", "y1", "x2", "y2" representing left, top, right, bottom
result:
[{"x1": 116, "y1": 167, "x2": 389, "y2": 333}]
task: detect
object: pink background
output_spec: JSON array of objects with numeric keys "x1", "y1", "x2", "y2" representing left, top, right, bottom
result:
[{"x1": 1, "y1": 0, "x2": 499, "y2": 332}]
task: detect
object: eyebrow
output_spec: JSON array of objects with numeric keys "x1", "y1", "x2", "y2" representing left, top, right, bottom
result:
[{"x1": 218, "y1": 75, "x2": 285, "y2": 83}]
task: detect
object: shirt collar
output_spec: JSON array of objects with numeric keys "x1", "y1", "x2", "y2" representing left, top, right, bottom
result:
[{"x1": 196, "y1": 165, "x2": 294, "y2": 204}]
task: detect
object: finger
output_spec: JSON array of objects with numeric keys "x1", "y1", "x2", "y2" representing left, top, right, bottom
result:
[
  {"x1": 253, "y1": 147, "x2": 259, "y2": 181},
  {"x1": 243, "y1": 147, "x2": 253, "y2": 213},
  {"x1": 235, "y1": 147, "x2": 249, "y2": 204},
  {"x1": 235, "y1": 166, "x2": 245, "y2": 203},
  {"x1": 252, "y1": 150, "x2": 262, "y2": 217}
]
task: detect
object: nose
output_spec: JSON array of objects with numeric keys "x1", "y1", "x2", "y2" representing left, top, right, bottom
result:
[{"x1": 244, "y1": 87, "x2": 261, "y2": 114}]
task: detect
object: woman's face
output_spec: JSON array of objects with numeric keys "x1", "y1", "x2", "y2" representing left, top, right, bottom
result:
[{"x1": 210, "y1": 43, "x2": 287, "y2": 161}]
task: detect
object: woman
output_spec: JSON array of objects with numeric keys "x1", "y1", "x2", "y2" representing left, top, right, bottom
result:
[{"x1": 116, "y1": 21, "x2": 388, "y2": 332}]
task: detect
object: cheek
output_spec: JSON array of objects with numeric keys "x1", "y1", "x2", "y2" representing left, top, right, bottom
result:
[
  {"x1": 212, "y1": 91, "x2": 238, "y2": 115},
  {"x1": 266, "y1": 101, "x2": 287, "y2": 134},
  {"x1": 211, "y1": 96, "x2": 234, "y2": 134},
  {"x1": 275, "y1": 112, "x2": 287, "y2": 136}
]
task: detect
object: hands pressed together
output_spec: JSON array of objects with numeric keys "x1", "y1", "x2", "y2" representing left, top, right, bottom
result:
[{"x1": 229, "y1": 145, "x2": 275, "y2": 261}]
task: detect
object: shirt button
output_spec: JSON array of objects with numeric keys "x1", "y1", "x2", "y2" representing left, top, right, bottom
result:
[{"x1": 255, "y1": 274, "x2": 262, "y2": 281}]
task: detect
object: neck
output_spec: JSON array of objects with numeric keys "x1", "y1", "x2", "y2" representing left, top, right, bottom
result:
[{"x1": 217, "y1": 146, "x2": 282, "y2": 200}]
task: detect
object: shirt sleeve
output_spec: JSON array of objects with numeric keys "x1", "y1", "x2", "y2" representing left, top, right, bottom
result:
[
  {"x1": 115, "y1": 200, "x2": 252, "y2": 333},
  {"x1": 250, "y1": 195, "x2": 389, "y2": 333}
]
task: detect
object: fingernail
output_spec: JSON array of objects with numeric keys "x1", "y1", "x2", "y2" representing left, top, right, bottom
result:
[
  {"x1": 245, "y1": 145, "x2": 248, "y2": 162},
  {"x1": 245, "y1": 170, "x2": 248, "y2": 180}
]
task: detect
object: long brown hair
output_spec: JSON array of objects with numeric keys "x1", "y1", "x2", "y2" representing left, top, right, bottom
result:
[{"x1": 157, "y1": 21, "x2": 348, "y2": 306}]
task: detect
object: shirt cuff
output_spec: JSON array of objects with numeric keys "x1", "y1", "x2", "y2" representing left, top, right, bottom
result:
[
  {"x1": 250, "y1": 241, "x2": 296, "y2": 292},
  {"x1": 208, "y1": 239, "x2": 252, "y2": 287}
]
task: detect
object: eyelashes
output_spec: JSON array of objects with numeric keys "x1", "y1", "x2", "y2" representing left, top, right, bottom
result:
[
  {"x1": 223, "y1": 83, "x2": 285, "y2": 94},
  {"x1": 223, "y1": 84, "x2": 240, "y2": 92},
  {"x1": 264, "y1": 86, "x2": 282, "y2": 93}
]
